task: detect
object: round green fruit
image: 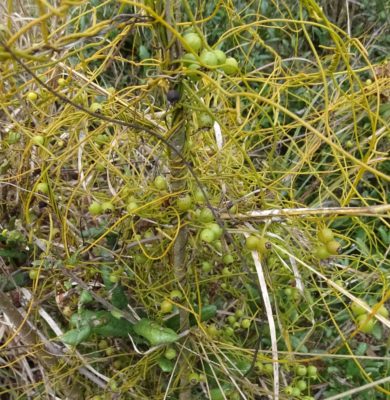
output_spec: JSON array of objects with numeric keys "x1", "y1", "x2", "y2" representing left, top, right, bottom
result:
[
  {"x1": 314, "y1": 245, "x2": 330, "y2": 260},
  {"x1": 89, "y1": 201, "x2": 102, "y2": 216},
  {"x1": 200, "y1": 228, "x2": 215, "y2": 243},
  {"x1": 246, "y1": 235, "x2": 261, "y2": 251},
  {"x1": 235, "y1": 309, "x2": 244, "y2": 318},
  {"x1": 27, "y1": 91, "x2": 38, "y2": 101},
  {"x1": 188, "y1": 372, "x2": 200, "y2": 384},
  {"x1": 36, "y1": 182, "x2": 49, "y2": 194},
  {"x1": 98, "y1": 339, "x2": 109, "y2": 350},
  {"x1": 241, "y1": 318, "x2": 251, "y2": 329},
  {"x1": 177, "y1": 195, "x2": 193, "y2": 211},
  {"x1": 109, "y1": 274, "x2": 120, "y2": 283},
  {"x1": 296, "y1": 365, "x2": 307, "y2": 376},
  {"x1": 31, "y1": 135, "x2": 45, "y2": 146},
  {"x1": 200, "y1": 50, "x2": 219, "y2": 67},
  {"x1": 213, "y1": 49, "x2": 226, "y2": 64},
  {"x1": 57, "y1": 78, "x2": 67, "y2": 87},
  {"x1": 221, "y1": 57, "x2": 239, "y2": 74},
  {"x1": 154, "y1": 175, "x2": 167, "y2": 190},
  {"x1": 307, "y1": 365, "x2": 318, "y2": 378},
  {"x1": 198, "y1": 112, "x2": 214, "y2": 128},
  {"x1": 225, "y1": 326, "x2": 234, "y2": 336},
  {"x1": 199, "y1": 207, "x2": 214, "y2": 223},
  {"x1": 222, "y1": 267, "x2": 231, "y2": 276},
  {"x1": 160, "y1": 299, "x2": 173, "y2": 313},
  {"x1": 29, "y1": 269, "x2": 39, "y2": 280},
  {"x1": 207, "y1": 324, "x2": 218, "y2": 337},
  {"x1": 356, "y1": 314, "x2": 376, "y2": 334},
  {"x1": 169, "y1": 289, "x2": 183, "y2": 302},
  {"x1": 223, "y1": 254, "x2": 234, "y2": 265},
  {"x1": 164, "y1": 347, "x2": 177, "y2": 360},
  {"x1": 227, "y1": 315, "x2": 236, "y2": 325},
  {"x1": 295, "y1": 380, "x2": 307, "y2": 391},
  {"x1": 102, "y1": 201, "x2": 114, "y2": 213},
  {"x1": 377, "y1": 304, "x2": 389, "y2": 318},
  {"x1": 90, "y1": 102, "x2": 103, "y2": 113},
  {"x1": 201, "y1": 261, "x2": 212, "y2": 272},
  {"x1": 207, "y1": 223, "x2": 223, "y2": 240},
  {"x1": 183, "y1": 32, "x2": 202, "y2": 52},
  {"x1": 126, "y1": 201, "x2": 138, "y2": 214},
  {"x1": 291, "y1": 387, "x2": 301, "y2": 397},
  {"x1": 185, "y1": 63, "x2": 201, "y2": 80},
  {"x1": 326, "y1": 239, "x2": 340, "y2": 255},
  {"x1": 181, "y1": 52, "x2": 197, "y2": 66},
  {"x1": 351, "y1": 300, "x2": 369, "y2": 317},
  {"x1": 318, "y1": 227, "x2": 334, "y2": 243},
  {"x1": 264, "y1": 363, "x2": 273, "y2": 375}
]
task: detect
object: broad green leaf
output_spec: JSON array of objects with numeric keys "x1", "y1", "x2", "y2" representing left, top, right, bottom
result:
[
  {"x1": 61, "y1": 326, "x2": 91, "y2": 346},
  {"x1": 157, "y1": 357, "x2": 174, "y2": 373},
  {"x1": 70, "y1": 310, "x2": 134, "y2": 338},
  {"x1": 133, "y1": 319, "x2": 179, "y2": 346}
]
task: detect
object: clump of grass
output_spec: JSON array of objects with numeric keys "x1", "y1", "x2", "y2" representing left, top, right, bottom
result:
[{"x1": 0, "y1": 0, "x2": 389, "y2": 399}]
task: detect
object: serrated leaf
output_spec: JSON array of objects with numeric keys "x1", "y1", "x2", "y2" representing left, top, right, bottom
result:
[
  {"x1": 61, "y1": 326, "x2": 91, "y2": 346},
  {"x1": 133, "y1": 319, "x2": 179, "y2": 346}
]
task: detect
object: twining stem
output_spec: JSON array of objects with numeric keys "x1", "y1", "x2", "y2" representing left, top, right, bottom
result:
[{"x1": 0, "y1": 291, "x2": 84, "y2": 398}]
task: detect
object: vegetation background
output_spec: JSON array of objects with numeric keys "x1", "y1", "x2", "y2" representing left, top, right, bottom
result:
[{"x1": 0, "y1": 0, "x2": 389, "y2": 399}]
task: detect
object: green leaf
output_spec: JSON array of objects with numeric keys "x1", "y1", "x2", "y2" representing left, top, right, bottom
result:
[
  {"x1": 70, "y1": 310, "x2": 134, "y2": 338},
  {"x1": 157, "y1": 357, "x2": 174, "y2": 372},
  {"x1": 61, "y1": 326, "x2": 91, "y2": 346},
  {"x1": 133, "y1": 319, "x2": 179, "y2": 346}
]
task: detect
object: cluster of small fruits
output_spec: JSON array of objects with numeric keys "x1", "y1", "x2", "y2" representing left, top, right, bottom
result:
[
  {"x1": 181, "y1": 30, "x2": 239, "y2": 79},
  {"x1": 351, "y1": 299, "x2": 388, "y2": 334},
  {"x1": 314, "y1": 227, "x2": 340, "y2": 260}
]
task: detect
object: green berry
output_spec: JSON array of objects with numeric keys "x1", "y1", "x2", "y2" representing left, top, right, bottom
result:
[
  {"x1": 207, "y1": 223, "x2": 223, "y2": 239},
  {"x1": 356, "y1": 314, "x2": 376, "y2": 334},
  {"x1": 201, "y1": 261, "x2": 212, "y2": 272},
  {"x1": 326, "y1": 239, "x2": 341, "y2": 255},
  {"x1": 169, "y1": 289, "x2": 183, "y2": 302},
  {"x1": 27, "y1": 91, "x2": 38, "y2": 101},
  {"x1": 296, "y1": 380, "x2": 307, "y2": 391},
  {"x1": 177, "y1": 195, "x2": 193, "y2": 211},
  {"x1": 32, "y1": 135, "x2": 45, "y2": 146},
  {"x1": 222, "y1": 267, "x2": 231, "y2": 276},
  {"x1": 188, "y1": 372, "x2": 200, "y2": 384},
  {"x1": 36, "y1": 182, "x2": 49, "y2": 194},
  {"x1": 351, "y1": 300, "x2": 369, "y2": 317},
  {"x1": 182, "y1": 52, "x2": 197, "y2": 66},
  {"x1": 241, "y1": 318, "x2": 251, "y2": 329},
  {"x1": 296, "y1": 365, "x2": 307, "y2": 376},
  {"x1": 89, "y1": 201, "x2": 102, "y2": 216},
  {"x1": 318, "y1": 227, "x2": 334, "y2": 243},
  {"x1": 160, "y1": 299, "x2": 173, "y2": 313},
  {"x1": 307, "y1": 365, "x2": 317, "y2": 378},
  {"x1": 98, "y1": 339, "x2": 109, "y2": 350},
  {"x1": 183, "y1": 32, "x2": 202, "y2": 52},
  {"x1": 194, "y1": 189, "x2": 207, "y2": 203},
  {"x1": 235, "y1": 309, "x2": 244, "y2": 318},
  {"x1": 29, "y1": 269, "x2": 39, "y2": 280},
  {"x1": 291, "y1": 387, "x2": 301, "y2": 397},
  {"x1": 57, "y1": 78, "x2": 67, "y2": 86},
  {"x1": 314, "y1": 245, "x2": 330, "y2": 260},
  {"x1": 109, "y1": 274, "x2": 120, "y2": 283},
  {"x1": 223, "y1": 254, "x2": 234, "y2": 265},
  {"x1": 154, "y1": 175, "x2": 167, "y2": 190},
  {"x1": 164, "y1": 347, "x2": 177, "y2": 360},
  {"x1": 227, "y1": 315, "x2": 236, "y2": 325},
  {"x1": 90, "y1": 102, "x2": 103, "y2": 112},
  {"x1": 185, "y1": 63, "x2": 201, "y2": 80},
  {"x1": 225, "y1": 326, "x2": 234, "y2": 336},
  {"x1": 207, "y1": 324, "x2": 218, "y2": 337},
  {"x1": 126, "y1": 201, "x2": 138, "y2": 214},
  {"x1": 246, "y1": 235, "x2": 261, "y2": 251},
  {"x1": 221, "y1": 57, "x2": 239, "y2": 74},
  {"x1": 200, "y1": 228, "x2": 215, "y2": 243},
  {"x1": 101, "y1": 201, "x2": 114, "y2": 213},
  {"x1": 199, "y1": 208, "x2": 214, "y2": 223},
  {"x1": 213, "y1": 49, "x2": 226, "y2": 64},
  {"x1": 200, "y1": 50, "x2": 219, "y2": 67},
  {"x1": 198, "y1": 112, "x2": 214, "y2": 128}
]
